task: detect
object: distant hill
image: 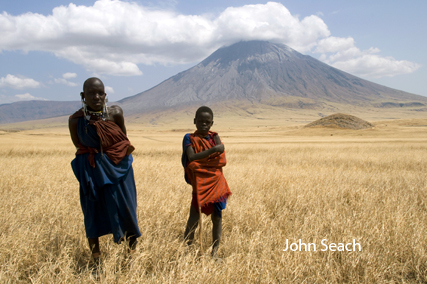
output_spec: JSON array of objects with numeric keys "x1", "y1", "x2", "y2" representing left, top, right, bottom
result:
[
  {"x1": 0, "y1": 101, "x2": 81, "y2": 124},
  {"x1": 1, "y1": 40, "x2": 426, "y2": 125},
  {"x1": 305, "y1": 113, "x2": 374, "y2": 129}
]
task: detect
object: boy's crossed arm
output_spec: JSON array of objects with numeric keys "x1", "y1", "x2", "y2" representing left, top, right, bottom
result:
[{"x1": 186, "y1": 135, "x2": 224, "y2": 162}]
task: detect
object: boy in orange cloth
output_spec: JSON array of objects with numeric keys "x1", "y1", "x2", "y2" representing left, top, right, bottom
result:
[{"x1": 181, "y1": 106, "x2": 232, "y2": 258}]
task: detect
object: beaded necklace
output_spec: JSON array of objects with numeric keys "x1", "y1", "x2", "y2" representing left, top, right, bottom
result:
[
  {"x1": 83, "y1": 109, "x2": 108, "y2": 134},
  {"x1": 86, "y1": 110, "x2": 106, "y2": 120}
]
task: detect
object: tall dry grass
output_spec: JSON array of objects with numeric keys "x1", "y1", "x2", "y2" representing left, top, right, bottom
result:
[{"x1": 1, "y1": 123, "x2": 427, "y2": 283}]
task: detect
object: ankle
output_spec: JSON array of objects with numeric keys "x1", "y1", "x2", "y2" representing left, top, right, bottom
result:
[
  {"x1": 129, "y1": 238, "x2": 138, "y2": 251},
  {"x1": 92, "y1": 252, "x2": 101, "y2": 259}
]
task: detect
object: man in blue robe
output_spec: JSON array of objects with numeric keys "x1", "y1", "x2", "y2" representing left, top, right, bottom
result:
[{"x1": 69, "y1": 77, "x2": 141, "y2": 260}]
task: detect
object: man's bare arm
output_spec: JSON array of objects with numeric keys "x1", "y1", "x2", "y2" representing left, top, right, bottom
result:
[
  {"x1": 68, "y1": 117, "x2": 80, "y2": 148},
  {"x1": 109, "y1": 105, "x2": 127, "y2": 135}
]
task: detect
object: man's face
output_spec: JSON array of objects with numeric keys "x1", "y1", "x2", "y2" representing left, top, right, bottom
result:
[
  {"x1": 194, "y1": 112, "x2": 213, "y2": 135},
  {"x1": 81, "y1": 80, "x2": 106, "y2": 111}
]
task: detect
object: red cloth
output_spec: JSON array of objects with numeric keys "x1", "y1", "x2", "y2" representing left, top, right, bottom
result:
[
  {"x1": 71, "y1": 109, "x2": 134, "y2": 167},
  {"x1": 185, "y1": 131, "x2": 231, "y2": 212}
]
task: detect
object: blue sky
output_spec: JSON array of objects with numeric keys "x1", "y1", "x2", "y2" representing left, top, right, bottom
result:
[{"x1": 0, "y1": 0, "x2": 426, "y2": 104}]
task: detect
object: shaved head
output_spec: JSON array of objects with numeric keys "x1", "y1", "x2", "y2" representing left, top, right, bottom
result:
[{"x1": 83, "y1": 77, "x2": 104, "y2": 91}]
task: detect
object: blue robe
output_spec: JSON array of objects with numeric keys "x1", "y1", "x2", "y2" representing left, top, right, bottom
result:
[{"x1": 71, "y1": 117, "x2": 141, "y2": 243}]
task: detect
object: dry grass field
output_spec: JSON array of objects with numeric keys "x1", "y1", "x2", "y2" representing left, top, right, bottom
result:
[{"x1": 1, "y1": 118, "x2": 427, "y2": 283}]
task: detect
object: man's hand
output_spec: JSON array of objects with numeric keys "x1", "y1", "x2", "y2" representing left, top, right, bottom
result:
[{"x1": 214, "y1": 144, "x2": 224, "y2": 153}]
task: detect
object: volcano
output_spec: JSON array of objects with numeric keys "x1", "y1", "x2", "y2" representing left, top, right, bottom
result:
[{"x1": 118, "y1": 40, "x2": 426, "y2": 115}]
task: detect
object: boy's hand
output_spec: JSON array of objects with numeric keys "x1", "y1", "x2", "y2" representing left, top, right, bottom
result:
[{"x1": 214, "y1": 144, "x2": 224, "y2": 153}]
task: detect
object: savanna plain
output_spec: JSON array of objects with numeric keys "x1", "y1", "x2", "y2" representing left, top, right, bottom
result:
[{"x1": 1, "y1": 117, "x2": 427, "y2": 283}]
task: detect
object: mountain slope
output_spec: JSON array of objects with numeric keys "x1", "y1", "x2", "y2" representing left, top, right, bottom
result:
[{"x1": 119, "y1": 40, "x2": 426, "y2": 114}]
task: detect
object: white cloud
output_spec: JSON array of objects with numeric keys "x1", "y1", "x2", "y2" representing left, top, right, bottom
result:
[
  {"x1": 63, "y1": 72, "x2": 77, "y2": 79},
  {"x1": 105, "y1": 86, "x2": 114, "y2": 94},
  {"x1": 330, "y1": 53, "x2": 421, "y2": 78},
  {"x1": 0, "y1": 1, "x2": 329, "y2": 75},
  {"x1": 315, "y1": 37, "x2": 355, "y2": 54},
  {"x1": 214, "y1": 3, "x2": 330, "y2": 52},
  {"x1": 53, "y1": 78, "x2": 78, "y2": 86},
  {"x1": 52, "y1": 72, "x2": 78, "y2": 86},
  {"x1": 315, "y1": 37, "x2": 420, "y2": 78},
  {"x1": 0, "y1": 74, "x2": 41, "y2": 89},
  {"x1": 15, "y1": 93, "x2": 48, "y2": 101},
  {"x1": 0, "y1": 1, "x2": 420, "y2": 78}
]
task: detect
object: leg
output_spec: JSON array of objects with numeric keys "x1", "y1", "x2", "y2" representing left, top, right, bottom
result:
[
  {"x1": 126, "y1": 232, "x2": 138, "y2": 251},
  {"x1": 211, "y1": 211, "x2": 222, "y2": 257},
  {"x1": 88, "y1": 237, "x2": 100, "y2": 258},
  {"x1": 184, "y1": 205, "x2": 199, "y2": 245}
]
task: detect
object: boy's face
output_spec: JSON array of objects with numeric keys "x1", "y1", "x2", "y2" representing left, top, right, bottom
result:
[
  {"x1": 194, "y1": 111, "x2": 213, "y2": 135},
  {"x1": 81, "y1": 79, "x2": 106, "y2": 111}
]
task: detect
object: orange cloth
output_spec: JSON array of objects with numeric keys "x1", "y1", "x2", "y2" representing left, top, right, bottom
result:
[{"x1": 185, "y1": 131, "x2": 232, "y2": 208}]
